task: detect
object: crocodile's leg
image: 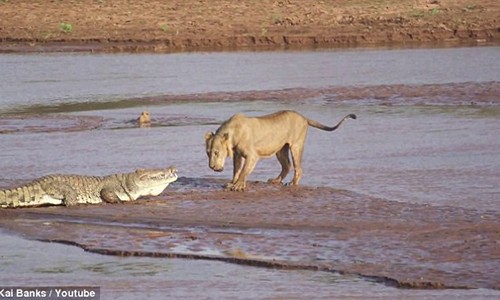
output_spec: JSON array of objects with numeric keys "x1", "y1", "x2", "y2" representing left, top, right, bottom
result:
[
  {"x1": 41, "y1": 182, "x2": 79, "y2": 206},
  {"x1": 100, "y1": 188, "x2": 122, "y2": 204}
]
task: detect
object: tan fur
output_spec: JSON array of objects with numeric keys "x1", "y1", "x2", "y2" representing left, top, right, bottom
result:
[
  {"x1": 205, "y1": 110, "x2": 356, "y2": 191},
  {"x1": 137, "y1": 111, "x2": 151, "y2": 127}
]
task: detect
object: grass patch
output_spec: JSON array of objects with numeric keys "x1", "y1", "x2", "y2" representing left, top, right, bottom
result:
[
  {"x1": 272, "y1": 14, "x2": 283, "y2": 25},
  {"x1": 429, "y1": 7, "x2": 440, "y2": 15},
  {"x1": 410, "y1": 7, "x2": 441, "y2": 19},
  {"x1": 160, "y1": 23, "x2": 170, "y2": 32},
  {"x1": 410, "y1": 9, "x2": 425, "y2": 18},
  {"x1": 59, "y1": 22, "x2": 73, "y2": 33}
]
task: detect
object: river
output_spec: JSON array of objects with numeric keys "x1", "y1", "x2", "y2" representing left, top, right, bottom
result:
[{"x1": 1, "y1": 46, "x2": 499, "y2": 298}]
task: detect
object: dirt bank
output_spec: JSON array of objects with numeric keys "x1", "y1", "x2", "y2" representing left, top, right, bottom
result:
[{"x1": 0, "y1": 0, "x2": 498, "y2": 53}]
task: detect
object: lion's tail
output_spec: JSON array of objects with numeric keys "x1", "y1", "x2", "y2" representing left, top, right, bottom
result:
[{"x1": 307, "y1": 114, "x2": 357, "y2": 132}]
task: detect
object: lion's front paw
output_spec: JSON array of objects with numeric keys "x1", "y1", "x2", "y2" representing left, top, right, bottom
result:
[
  {"x1": 230, "y1": 181, "x2": 246, "y2": 192},
  {"x1": 223, "y1": 182, "x2": 234, "y2": 191},
  {"x1": 267, "y1": 178, "x2": 283, "y2": 185}
]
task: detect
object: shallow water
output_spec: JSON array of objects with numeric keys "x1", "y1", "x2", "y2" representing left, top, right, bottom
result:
[
  {"x1": 4, "y1": 233, "x2": 498, "y2": 299},
  {"x1": 1, "y1": 46, "x2": 499, "y2": 112},
  {"x1": 1, "y1": 102, "x2": 498, "y2": 211},
  {"x1": 0, "y1": 233, "x2": 375, "y2": 299},
  {"x1": 1, "y1": 47, "x2": 499, "y2": 298}
]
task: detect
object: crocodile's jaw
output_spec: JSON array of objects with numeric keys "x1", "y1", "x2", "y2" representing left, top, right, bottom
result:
[
  {"x1": 131, "y1": 179, "x2": 176, "y2": 199},
  {"x1": 121, "y1": 167, "x2": 178, "y2": 201},
  {"x1": 132, "y1": 176, "x2": 178, "y2": 199}
]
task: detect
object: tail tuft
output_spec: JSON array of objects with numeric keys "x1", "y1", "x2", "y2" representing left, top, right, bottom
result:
[{"x1": 348, "y1": 114, "x2": 357, "y2": 120}]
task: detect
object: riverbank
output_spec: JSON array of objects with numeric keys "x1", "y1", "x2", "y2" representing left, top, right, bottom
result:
[
  {"x1": 1, "y1": 179, "x2": 499, "y2": 290},
  {"x1": 0, "y1": 0, "x2": 498, "y2": 53}
]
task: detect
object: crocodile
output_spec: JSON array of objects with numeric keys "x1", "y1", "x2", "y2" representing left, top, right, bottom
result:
[{"x1": 0, "y1": 167, "x2": 178, "y2": 208}]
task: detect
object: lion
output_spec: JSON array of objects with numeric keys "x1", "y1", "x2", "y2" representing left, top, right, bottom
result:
[
  {"x1": 205, "y1": 110, "x2": 356, "y2": 191},
  {"x1": 137, "y1": 111, "x2": 151, "y2": 127}
]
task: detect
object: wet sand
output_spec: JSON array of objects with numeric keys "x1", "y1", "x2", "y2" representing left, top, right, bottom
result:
[
  {"x1": 0, "y1": 178, "x2": 499, "y2": 290},
  {"x1": 1, "y1": 233, "x2": 386, "y2": 300}
]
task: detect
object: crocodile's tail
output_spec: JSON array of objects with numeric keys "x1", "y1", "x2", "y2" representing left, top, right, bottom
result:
[{"x1": 0, "y1": 185, "x2": 44, "y2": 208}]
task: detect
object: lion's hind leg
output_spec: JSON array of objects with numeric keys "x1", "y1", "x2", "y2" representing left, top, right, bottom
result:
[
  {"x1": 289, "y1": 142, "x2": 305, "y2": 186},
  {"x1": 268, "y1": 144, "x2": 291, "y2": 185}
]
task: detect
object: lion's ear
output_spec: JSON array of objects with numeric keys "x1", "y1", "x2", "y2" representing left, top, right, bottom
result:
[{"x1": 205, "y1": 132, "x2": 214, "y2": 141}]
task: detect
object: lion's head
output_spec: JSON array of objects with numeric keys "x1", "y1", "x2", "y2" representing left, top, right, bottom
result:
[
  {"x1": 205, "y1": 132, "x2": 232, "y2": 172},
  {"x1": 137, "y1": 111, "x2": 151, "y2": 127}
]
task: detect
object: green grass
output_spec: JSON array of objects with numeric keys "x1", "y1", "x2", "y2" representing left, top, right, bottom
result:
[
  {"x1": 272, "y1": 14, "x2": 282, "y2": 25},
  {"x1": 410, "y1": 7, "x2": 441, "y2": 18},
  {"x1": 59, "y1": 22, "x2": 73, "y2": 33},
  {"x1": 160, "y1": 23, "x2": 170, "y2": 32},
  {"x1": 410, "y1": 9, "x2": 425, "y2": 18},
  {"x1": 429, "y1": 7, "x2": 440, "y2": 15}
]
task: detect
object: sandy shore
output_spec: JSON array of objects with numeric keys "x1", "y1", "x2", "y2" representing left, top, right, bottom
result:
[{"x1": 1, "y1": 178, "x2": 499, "y2": 290}]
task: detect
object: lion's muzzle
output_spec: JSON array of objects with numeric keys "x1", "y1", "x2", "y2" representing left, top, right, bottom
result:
[
  {"x1": 211, "y1": 166, "x2": 224, "y2": 172},
  {"x1": 209, "y1": 158, "x2": 225, "y2": 172}
]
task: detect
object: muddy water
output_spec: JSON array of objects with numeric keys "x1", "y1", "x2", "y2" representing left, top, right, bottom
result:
[
  {"x1": 1, "y1": 46, "x2": 499, "y2": 111},
  {"x1": 0, "y1": 233, "x2": 383, "y2": 299},
  {"x1": 1, "y1": 47, "x2": 499, "y2": 298}
]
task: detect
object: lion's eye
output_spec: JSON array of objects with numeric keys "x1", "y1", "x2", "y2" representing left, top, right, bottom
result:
[{"x1": 214, "y1": 151, "x2": 219, "y2": 156}]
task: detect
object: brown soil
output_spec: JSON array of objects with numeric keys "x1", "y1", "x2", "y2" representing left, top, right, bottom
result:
[
  {"x1": 0, "y1": 178, "x2": 499, "y2": 290},
  {"x1": 0, "y1": 0, "x2": 498, "y2": 53}
]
